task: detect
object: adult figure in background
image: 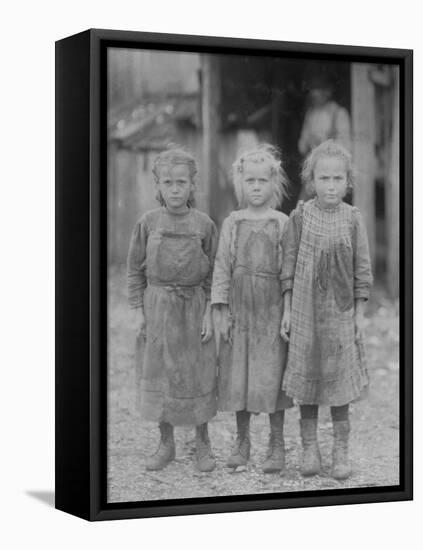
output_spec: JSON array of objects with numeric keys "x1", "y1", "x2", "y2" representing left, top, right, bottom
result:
[{"x1": 298, "y1": 75, "x2": 351, "y2": 200}]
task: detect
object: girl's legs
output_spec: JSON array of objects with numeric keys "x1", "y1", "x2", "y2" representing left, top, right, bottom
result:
[
  {"x1": 195, "y1": 423, "x2": 216, "y2": 472},
  {"x1": 330, "y1": 404, "x2": 351, "y2": 480},
  {"x1": 226, "y1": 410, "x2": 251, "y2": 468},
  {"x1": 299, "y1": 405, "x2": 321, "y2": 476},
  {"x1": 262, "y1": 410, "x2": 285, "y2": 473},
  {"x1": 146, "y1": 421, "x2": 175, "y2": 471}
]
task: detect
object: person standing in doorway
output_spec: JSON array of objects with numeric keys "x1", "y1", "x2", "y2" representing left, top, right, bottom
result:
[{"x1": 298, "y1": 75, "x2": 351, "y2": 200}]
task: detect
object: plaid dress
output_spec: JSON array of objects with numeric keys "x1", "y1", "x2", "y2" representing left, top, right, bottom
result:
[{"x1": 281, "y1": 199, "x2": 373, "y2": 406}]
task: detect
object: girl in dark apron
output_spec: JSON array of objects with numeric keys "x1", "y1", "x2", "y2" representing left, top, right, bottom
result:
[{"x1": 127, "y1": 149, "x2": 218, "y2": 472}]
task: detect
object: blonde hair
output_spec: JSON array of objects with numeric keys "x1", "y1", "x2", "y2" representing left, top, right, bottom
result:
[
  {"x1": 301, "y1": 139, "x2": 354, "y2": 196},
  {"x1": 232, "y1": 144, "x2": 289, "y2": 209},
  {"x1": 152, "y1": 148, "x2": 197, "y2": 207}
]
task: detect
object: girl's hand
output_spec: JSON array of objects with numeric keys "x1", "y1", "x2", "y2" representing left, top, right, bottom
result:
[
  {"x1": 354, "y1": 311, "x2": 365, "y2": 342},
  {"x1": 220, "y1": 304, "x2": 232, "y2": 346},
  {"x1": 201, "y1": 307, "x2": 213, "y2": 344},
  {"x1": 134, "y1": 307, "x2": 146, "y2": 339},
  {"x1": 354, "y1": 298, "x2": 366, "y2": 342},
  {"x1": 280, "y1": 311, "x2": 290, "y2": 343}
]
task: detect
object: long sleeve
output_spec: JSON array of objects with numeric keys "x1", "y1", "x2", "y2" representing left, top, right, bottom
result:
[
  {"x1": 201, "y1": 219, "x2": 219, "y2": 300},
  {"x1": 352, "y1": 209, "x2": 373, "y2": 300},
  {"x1": 127, "y1": 216, "x2": 148, "y2": 309},
  {"x1": 281, "y1": 207, "x2": 302, "y2": 294},
  {"x1": 211, "y1": 217, "x2": 232, "y2": 305},
  {"x1": 298, "y1": 111, "x2": 311, "y2": 156}
]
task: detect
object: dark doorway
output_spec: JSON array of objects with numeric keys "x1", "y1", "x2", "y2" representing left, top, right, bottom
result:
[{"x1": 220, "y1": 56, "x2": 351, "y2": 214}]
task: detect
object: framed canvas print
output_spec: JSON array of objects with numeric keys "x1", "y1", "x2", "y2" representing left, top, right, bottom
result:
[{"x1": 55, "y1": 28, "x2": 413, "y2": 521}]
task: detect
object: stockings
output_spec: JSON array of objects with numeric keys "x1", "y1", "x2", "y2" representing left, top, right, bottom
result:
[{"x1": 300, "y1": 404, "x2": 349, "y2": 421}]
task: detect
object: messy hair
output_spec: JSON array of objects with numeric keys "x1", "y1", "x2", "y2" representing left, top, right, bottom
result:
[
  {"x1": 152, "y1": 148, "x2": 197, "y2": 207},
  {"x1": 301, "y1": 139, "x2": 354, "y2": 196},
  {"x1": 232, "y1": 144, "x2": 289, "y2": 209}
]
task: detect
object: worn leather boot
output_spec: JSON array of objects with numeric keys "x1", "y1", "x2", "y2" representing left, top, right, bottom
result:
[
  {"x1": 300, "y1": 418, "x2": 321, "y2": 476},
  {"x1": 262, "y1": 411, "x2": 285, "y2": 473},
  {"x1": 195, "y1": 423, "x2": 216, "y2": 472},
  {"x1": 331, "y1": 420, "x2": 351, "y2": 480},
  {"x1": 226, "y1": 411, "x2": 251, "y2": 468},
  {"x1": 145, "y1": 422, "x2": 175, "y2": 471}
]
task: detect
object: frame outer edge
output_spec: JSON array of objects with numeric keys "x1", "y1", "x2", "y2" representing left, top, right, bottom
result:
[
  {"x1": 55, "y1": 30, "x2": 92, "y2": 521},
  {"x1": 89, "y1": 28, "x2": 104, "y2": 521},
  {"x1": 403, "y1": 48, "x2": 413, "y2": 499},
  {"x1": 61, "y1": 28, "x2": 413, "y2": 521}
]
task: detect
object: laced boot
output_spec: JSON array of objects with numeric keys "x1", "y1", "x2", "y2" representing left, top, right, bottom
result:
[
  {"x1": 226, "y1": 411, "x2": 251, "y2": 468},
  {"x1": 300, "y1": 418, "x2": 321, "y2": 476},
  {"x1": 331, "y1": 420, "x2": 352, "y2": 480},
  {"x1": 195, "y1": 423, "x2": 216, "y2": 472},
  {"x1": 145, "y1": 422, "x2": 175, "y2": 470},
  {"x1": 262, "y1": 411, "x2": 285, "y2": 473}
]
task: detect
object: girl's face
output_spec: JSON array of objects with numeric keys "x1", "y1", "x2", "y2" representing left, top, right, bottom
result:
[
  {"x1": 242, "y1": 161, "x2": 274, "y2": 209},
  {"x1": 312, "y1": 156, "x2": 348, "y2": 208},
  {"x1": 156, "y1": 164, "x2": 194, "y2": 212}
]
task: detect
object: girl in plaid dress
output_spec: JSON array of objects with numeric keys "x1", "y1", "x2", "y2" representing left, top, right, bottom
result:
[
  {"x1": 280, "y1": 140, "x2": 373, "y2": 480},
  {"x1": 212, "y1": 145, "x2": 293, "y2": 473}
]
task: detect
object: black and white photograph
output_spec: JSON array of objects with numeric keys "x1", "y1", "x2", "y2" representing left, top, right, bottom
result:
[
  {"x1": 106, "y1": 44, "x2": 402, "y2": 504},
  {"x1": 3, "y1": 0, "x2": 421, "y2": 542}
]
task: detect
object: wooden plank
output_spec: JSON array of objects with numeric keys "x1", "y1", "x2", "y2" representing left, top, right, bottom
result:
[
  {"x1": 201, "y1": 54, "x2": 221, "y2": 216},
  {"x1": 351, "y1": 63, "x2": 376, "y2": 264}
]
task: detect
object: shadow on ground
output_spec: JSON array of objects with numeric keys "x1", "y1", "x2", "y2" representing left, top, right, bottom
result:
[{"x1": 26, "y1": 491, "x2": 55, "y2": 508}]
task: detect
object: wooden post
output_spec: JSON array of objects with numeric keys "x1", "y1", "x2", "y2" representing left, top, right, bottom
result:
[
  {"x1": 387, "y1": 67, "x2": 400, "y2": 298},
  {"x1": 201, "y1": 54, "x2": 221, "y2": 217},
  {"x1": 351, "y1": 63, "x2": 377, "y2": 264},
  {"x1": 271, "y1": 89, "x2": 282, "y2": 145}
]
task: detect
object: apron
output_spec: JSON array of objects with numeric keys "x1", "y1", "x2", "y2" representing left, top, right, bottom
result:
[
  {"x1": 218, "y1": 218, "x2": 292, "y2": 413},
  {"x1": 136, "y1": 212, "x2": 217, "y2": 425}
]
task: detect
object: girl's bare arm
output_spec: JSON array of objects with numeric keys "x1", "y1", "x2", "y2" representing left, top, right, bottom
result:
[{"x1": 280, "y1": 290, "x2": 292, "y2": 342}]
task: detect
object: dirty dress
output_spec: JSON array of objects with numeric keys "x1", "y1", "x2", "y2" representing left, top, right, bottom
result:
[
  {"x1": 281, "y1": 199, "x2": 373, "y2": 406},
  {"x1": 211, "y1": 209, "x2": 293, "y2": 413},
  {"x1": 127, "y1": 207, "x2": 218, "y2": 425}
]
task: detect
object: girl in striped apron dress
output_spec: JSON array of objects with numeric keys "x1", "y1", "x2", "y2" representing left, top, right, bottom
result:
[{"x1": 212, "y1": 145, "x2": 293, "y2": 473}]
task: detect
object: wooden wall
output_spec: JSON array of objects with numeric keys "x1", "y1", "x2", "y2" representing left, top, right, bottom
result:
[
  {"x1": 108, "y1": 48, "x2": 200, "y2": 110},
  {"x1": 351, "y1": 63, "x2": 399, "y2": 297}
]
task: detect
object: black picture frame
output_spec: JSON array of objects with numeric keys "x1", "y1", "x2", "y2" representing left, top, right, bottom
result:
[{"x1": 55, "y1": 28, "x2": 413, "y2": 521}]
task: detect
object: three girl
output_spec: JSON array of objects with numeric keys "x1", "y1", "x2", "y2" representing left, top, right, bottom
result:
[{"x1": 128, "y1": 139, "x2": 372, "y2": 480}]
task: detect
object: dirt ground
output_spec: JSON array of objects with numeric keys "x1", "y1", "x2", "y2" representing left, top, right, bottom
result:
[{"x1": 107, "y1": 266, "x2": 399, "y2": 503}]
